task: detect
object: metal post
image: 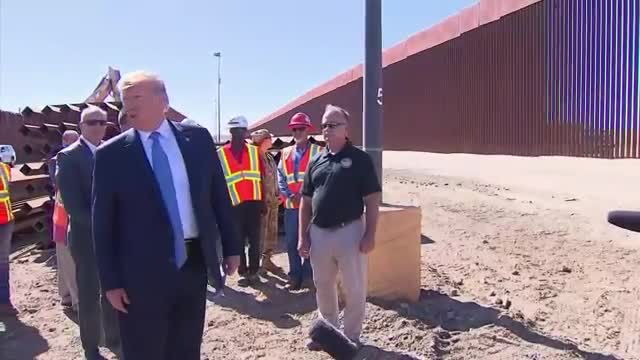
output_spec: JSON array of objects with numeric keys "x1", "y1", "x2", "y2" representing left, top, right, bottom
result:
[
  {"x1": 363, "y1": 0, "x2": 383, "y2": 193},
  {"x1": 214, "y1": 52, "x2": 222, "y2": 142}
]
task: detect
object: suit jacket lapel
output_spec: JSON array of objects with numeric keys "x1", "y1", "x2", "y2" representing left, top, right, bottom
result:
[
  {"x1": 79, "y1": 139, "x2": 94, "y2": 168},
  {"x1": 169, "y1": 122, "x2": 201, "y2": 201},
  {"x1": 75, "y1": 140, "x2": 96, "y2": 194}
]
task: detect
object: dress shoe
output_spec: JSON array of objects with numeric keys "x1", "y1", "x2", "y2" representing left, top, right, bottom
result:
[
  {"x1": 306, "y1": 340, "x2": 322, "y2": 351},
  {"x1": 84, "y1": 349, "x2": 107, "y2": 360},
  {"x1": 0, "y1": 303, "x2": 18, "y2": 316}
]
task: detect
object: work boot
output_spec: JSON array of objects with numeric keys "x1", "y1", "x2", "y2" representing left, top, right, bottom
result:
[
  {"x1": 261, "y1": 256, "x2": 281, "y2": 273},
  {"x1": 237, "y1": 276, "x2": 251, "y2": 287},
  {"x1": 247, "y1": 273, "x2": 260, "y2": 284},
  {"x1": 286, "y1": 277, "x2": 302, "y2": 291}
]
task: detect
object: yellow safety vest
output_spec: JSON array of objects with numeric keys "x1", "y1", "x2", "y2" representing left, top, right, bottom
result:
[{"x1": 0, "y1": 163, "x2": 14, "y2": 224}]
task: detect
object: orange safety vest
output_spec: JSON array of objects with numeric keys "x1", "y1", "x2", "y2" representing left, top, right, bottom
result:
[
  {"x1": 279, "y1": 143, "x2": 322, "y2": 209},
  {"x1": 217, "y1": 143, "x2": 263, "y2": 206},
  {"x1": 52, "y1": 191, "x2": 68, "y2": 244},
  {"x1": 0, "y1": 163, "x2": 13, "y2": 224}
]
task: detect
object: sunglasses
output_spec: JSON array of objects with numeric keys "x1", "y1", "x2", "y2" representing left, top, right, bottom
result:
[
  {"x1": 84, "y1": 119, "x2": 108, "y2": 126},
  {"x1": 321, "y1": 122, "x2": 346, "y2": 129},
  {"x1": 291, "y1": 127, "x2": 307, "y2": 133}
]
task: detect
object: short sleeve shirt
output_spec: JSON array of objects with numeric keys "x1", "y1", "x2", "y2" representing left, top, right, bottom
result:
[{"x1": 301, "y1": 142, "x2": 381, "y2": 228}]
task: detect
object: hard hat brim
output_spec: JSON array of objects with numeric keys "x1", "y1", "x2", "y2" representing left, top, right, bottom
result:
[{"x1": 287, "y1": 123, "x2": 313, "y2": 130}]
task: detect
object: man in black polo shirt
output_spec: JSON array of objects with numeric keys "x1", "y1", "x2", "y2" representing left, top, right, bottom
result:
[{"x1": 299, "y1": 104, "x2": 381, "y2": 349}]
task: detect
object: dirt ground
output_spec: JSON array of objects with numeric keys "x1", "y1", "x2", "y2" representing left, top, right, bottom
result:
[{"x1": 1, "y1": 151, "x2": 639, "y2": 360}]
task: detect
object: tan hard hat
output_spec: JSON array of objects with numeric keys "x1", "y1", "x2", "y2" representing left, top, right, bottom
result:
[{"x1": 250, "y1": 129, "x2": 273, "y2": 144}]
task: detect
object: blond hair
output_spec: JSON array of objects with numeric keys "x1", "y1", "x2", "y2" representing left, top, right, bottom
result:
[{"x1": 119, "y1": 71, "x2": 168, "y2": 100}]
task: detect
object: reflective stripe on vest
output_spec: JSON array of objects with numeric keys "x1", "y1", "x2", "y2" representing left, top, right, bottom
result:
[
  {"x1": 217, "y1": 143, "x2": 262, "y2": 206},
  {"x1": 0, "y1": 163, "x2": 13, "y2": 223},
  {"x1": 280, "y1": 143, "x2": 322, "y2": 209}
]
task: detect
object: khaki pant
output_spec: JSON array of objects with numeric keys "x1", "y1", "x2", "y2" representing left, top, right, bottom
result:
[
  {"x1": 56, "y1": 242, "x2": 78, "y2": 307},
  {"x1": 261, "y1": 205, "x2": 279, "y2": 256},
  {"x1": 310, "y1": 218, "x2": 367, "y2": 341}
]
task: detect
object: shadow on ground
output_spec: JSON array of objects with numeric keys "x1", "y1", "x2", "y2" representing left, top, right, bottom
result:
[
  {"x1": 62, "y1": 307, "x2": 79, "y2": 325},
  {"x1": 207, "y1": 272, "x2": 317, "y2": 329},
  {"x1": 10, "y1": 232, "x2": 57, "y2": 269},
  {"x1": 354, "y1": 345, "x2": 421, "y2": 359},
  {"x1": 420, "y1": 234, "x2": 435, "y2": 245},
  {"x1": 371, "y1": 289, "x2": 621, "y2": 360},
  {"x1": 0, "y1": 314, "x2": 49, "y2": 360}
]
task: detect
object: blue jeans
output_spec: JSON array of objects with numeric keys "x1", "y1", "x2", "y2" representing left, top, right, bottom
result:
[
  {"x1": 0, "y1": 221, "x2": 14, "y2": 305},
  {"x1": 285, "y1": 209, "x2": 312, "y2": 282}
]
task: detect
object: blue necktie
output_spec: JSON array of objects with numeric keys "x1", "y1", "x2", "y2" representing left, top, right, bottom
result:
[{"x1": 150, "y1": 132, "x2": 187, "y2": 269}]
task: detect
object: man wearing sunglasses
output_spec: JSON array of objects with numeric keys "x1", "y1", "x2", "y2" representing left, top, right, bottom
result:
[
  {"x1": 56, "y1": 105, "x2": 121, "y2": 360},
  {"x1": 298, "y1": 104, "x2": 381, "y2": 350},
  {"x1": 277, "y1": 112, "x2": 323, "y2": 290}
]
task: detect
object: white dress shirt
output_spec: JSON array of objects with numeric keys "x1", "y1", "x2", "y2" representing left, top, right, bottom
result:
[
  {"x1": 137, "y1": 120, "x2": 199, "y2": 239},
  {"x1": 80, "y1": 136, "x2": 98, "y2": 155}
]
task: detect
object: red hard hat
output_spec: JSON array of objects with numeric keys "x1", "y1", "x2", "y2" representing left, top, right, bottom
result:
[{"x1": 288, "y1": 112, "x2": 313, "y2": 129}]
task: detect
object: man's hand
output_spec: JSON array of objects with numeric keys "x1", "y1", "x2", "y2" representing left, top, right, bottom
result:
[
  {"x1": 106, "y1": 288, "x2": 130, "y2": 313},
  {"x1": 223, "y1": 255, "x2": 241, "y2": 275},
  {"x1": 298, "y1": 235, "x2": 311, "y2": 259},
  {"x1": 359, "y1": 233, "x2": 376, "y2": 254},
  {"x1": 290, "y1": 192, "x2": 302, "y2": 203}
]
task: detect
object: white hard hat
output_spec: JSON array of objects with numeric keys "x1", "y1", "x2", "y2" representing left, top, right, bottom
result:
[{"x1": 227, "y1": 116, "x2": 248, "y2": 129}]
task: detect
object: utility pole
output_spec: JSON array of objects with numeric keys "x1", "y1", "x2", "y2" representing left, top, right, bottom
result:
[
  {"x1": 213, "y1": 52, "x2": 222, "y2": 142},
  {"x1": 363, "y1": 0, "x2": 383, "y2": 195}
]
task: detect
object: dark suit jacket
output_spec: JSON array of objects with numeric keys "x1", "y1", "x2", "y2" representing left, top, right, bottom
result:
[
  {"x1": 56, "y1": 140, "x2": 95, "y2": 252},
  {"x1": 92, "y1": 122, "x2": 241, "y2": 295}
]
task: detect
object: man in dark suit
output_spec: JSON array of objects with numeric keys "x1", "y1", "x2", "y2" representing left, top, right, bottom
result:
[
  {"x1": 56, "y1": 106, "x2": 121, "y2": 360},
  {"x1": 92, "y1": 71, "x2": 241, "y2": 360},
  {"x1": 50, "y1": 130, "x2": 80, "y2": 311}
]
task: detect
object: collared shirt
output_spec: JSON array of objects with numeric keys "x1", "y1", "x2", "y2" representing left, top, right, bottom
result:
[
  {"x1": 137, "y1": 119, "x2": 199, "y2": 238},
  {"x1": 302, "y1": 142, "x2": 381, "y2": 228},
  {"x1": 293, "y1": 143, "x2": 309, "y2": 181},
  {"x1": 277, "y1": 142, "x2": 309, "y2": 198},
  {"x1": 80, "y1": 136, "x2": 98, "y2": 155}
]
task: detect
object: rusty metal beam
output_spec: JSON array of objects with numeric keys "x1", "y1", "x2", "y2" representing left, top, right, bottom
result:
[
  {"x1": 18, "y1": 162, "x2": 49, "y2": 177},
  {"x1": 13, "y1": 212, "x2": 48, "y2": 233}
]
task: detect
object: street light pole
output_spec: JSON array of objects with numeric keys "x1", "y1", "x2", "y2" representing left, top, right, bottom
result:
[
  {"x1": 363, "y1": 0, "x2": 383, "y2": 195},
  {"x1": 214, "y1": 52, "x2": 222, "y2": 142}
]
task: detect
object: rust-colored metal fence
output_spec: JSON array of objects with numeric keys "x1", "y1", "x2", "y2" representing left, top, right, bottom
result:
[
  {"x1": 547, "y1": 0, "x2": 640, "y2": 158},
  {"x1": 252, "y1": 0, "x2": 640, "y2": 158}
]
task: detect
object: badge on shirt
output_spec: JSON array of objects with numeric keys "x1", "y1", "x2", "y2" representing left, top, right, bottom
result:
[{"x1": 340, "y1": 158, "x2": 352, "y2": 168}]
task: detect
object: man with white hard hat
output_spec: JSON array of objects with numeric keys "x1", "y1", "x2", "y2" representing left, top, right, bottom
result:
[{"x1": 217, "y1": 116, "x2": 265, "y2": 286}]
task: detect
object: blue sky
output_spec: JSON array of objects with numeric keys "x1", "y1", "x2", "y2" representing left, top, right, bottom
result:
[{"x1": 0, "y1": 0, "x2": 476, "y2": 134}]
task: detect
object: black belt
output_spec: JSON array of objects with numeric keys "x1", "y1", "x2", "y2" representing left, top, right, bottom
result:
[{"x1": 318, "y1": 218, "x2": 359, "y2": 230}]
